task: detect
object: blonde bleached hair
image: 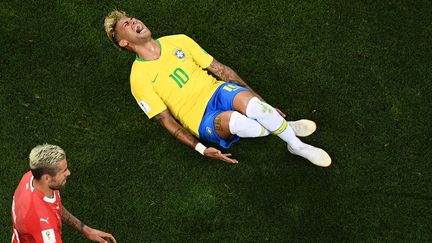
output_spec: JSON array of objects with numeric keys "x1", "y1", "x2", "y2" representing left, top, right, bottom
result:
[
  {"x1": 104, "y1": 10, "x2": 128, "y2": 49},
  {"x1": 29, "y1": 144, "x2": 66, "y2": 179}
]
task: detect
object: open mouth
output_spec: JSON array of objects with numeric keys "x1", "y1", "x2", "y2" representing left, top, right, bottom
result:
[{"x1": 135, "y1": 24, "x2": 145, "y2": 33}]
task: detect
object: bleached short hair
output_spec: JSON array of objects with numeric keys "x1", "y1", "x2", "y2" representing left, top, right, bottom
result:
[
  {"x1": 29, "y1": 144, "x2": 66, "y2": 179},
  {"x1": 104, "y1": 10, "x2": 128, "y2": 49}
]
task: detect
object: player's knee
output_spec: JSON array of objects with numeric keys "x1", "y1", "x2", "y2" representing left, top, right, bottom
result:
[
  {"x1": 229, "y1": 111, "x2": 244, "y2": 134},
  {"x1": 245, "y1": 97, "x2": 276, "y2": 119},
  {"x1": 214, "y1": 111, "x2": 235, "y2": 139},
  {"x1": 229, "y1": 111, "x2": 269, "y2": 137}
]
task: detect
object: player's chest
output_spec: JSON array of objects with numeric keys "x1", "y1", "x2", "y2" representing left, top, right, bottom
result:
[
  {"x1": 45, "y1": 199, "x2": 62, "y2": 228},
  {"x1": 148, "y1": 49, "x2": 196, "y2": 89}
]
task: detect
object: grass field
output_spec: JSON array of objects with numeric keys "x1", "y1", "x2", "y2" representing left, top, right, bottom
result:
[{"x1": 1, "y1": 0, "x2": 431, "y2": 242}]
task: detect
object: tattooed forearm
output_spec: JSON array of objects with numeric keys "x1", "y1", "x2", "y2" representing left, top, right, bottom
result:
[
  {"x1": 229, "y1": 78, "x2": 248, "y2": 88},
  {"x1": 155, "y1": 112, "x2": 167, "y2": 128},
  {"x1": 154, "y1": 110, "x2": 199, "y2": 148},
  {"x1": 171, "y1": 127, "x2": 197, "y2": 148},
  {"x1": 173, "y1": 127, "x2": 184, "y2": 138},
  {"x1": 210, "y1": 61, "x2": 244, "y2": 85},
  {"x1": 62, "y1": 206, "x2": 85, "y2": 233},
  {"x1": 210, "y1": 62, "x2": 228, "y2": 80},
  {"x1": 208, "y1": 59, "x2": 263, "y2": 99}
]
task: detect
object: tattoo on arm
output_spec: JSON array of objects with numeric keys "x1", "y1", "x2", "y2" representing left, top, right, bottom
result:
[
  {"x1": 170, "y1": 126, "x2": 198, "y2": 148},
  {"x1": 209, "y1": 60, "x2": 262, "y2": 99},
  {"x1": 209, "y1": 59, "x2": 257, "y2": 91},
  {"x1": 229, "y1": 79, "x2": 248, "y2": 88},
  {"x1": 62, "y1": 206, "x2": 85, "y2": 233},
  {"x1": 155, "y1": 112, "x2": 167, "y2": 128},
  {"x1": 210, "y1": 62, "x2": 228, "y2": 81},
  {"x1": 154, "y1": 110, "x2": 199, "y2": 148},
  {"x1": 210, "y1": 61, "x2": 245, "y2": 86},
  {"x1": 173, "y1": 127, "x2": 184, "y2": 138}
]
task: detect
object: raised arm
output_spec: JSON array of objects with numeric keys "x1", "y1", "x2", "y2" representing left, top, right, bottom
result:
[
  {"x1": 207, "y1": 58, "x2": 286, "y2": 117},
  {"x1": 62, "y1": 206, "x2": 116, "y2": 243},
  {"x1": 154, "y1": 109, "x2": 238, "y2": 164}
]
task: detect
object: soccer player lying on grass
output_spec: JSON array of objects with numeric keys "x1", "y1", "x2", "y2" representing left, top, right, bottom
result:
[
  {"x1": 104, "y1": 10, "x2": 331, "y2": 167},
  {"x1": 11, "y1": 144, "x2": 117, "y2": 243}
]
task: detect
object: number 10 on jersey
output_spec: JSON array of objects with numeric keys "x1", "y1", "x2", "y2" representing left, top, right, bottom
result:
[{"x1": 169, "y1": 68, "x2": 189, "y2": 88}]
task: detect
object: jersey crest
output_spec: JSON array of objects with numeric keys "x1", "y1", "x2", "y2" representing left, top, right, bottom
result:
[{"x1": 174, "y1": 49, "x2": 186, "y2": 59}]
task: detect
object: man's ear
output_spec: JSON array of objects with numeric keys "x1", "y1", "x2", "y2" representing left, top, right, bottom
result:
[
  {"x1": 119, "y1": 39, "x2": 128, "y2": 48},
  {"x1": 41, "y1": 174, "x2": 51, "y2": 183}
]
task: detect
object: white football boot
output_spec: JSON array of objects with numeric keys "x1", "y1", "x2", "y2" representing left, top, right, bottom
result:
[
  {"x1": 288, "y1": 144, "x2": 332, "y2": 167},
  {"x1": 288, "y1": 119, "x2": 317, "y2": 137}
]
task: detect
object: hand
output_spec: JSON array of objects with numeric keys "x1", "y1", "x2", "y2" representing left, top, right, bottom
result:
[
  {"x1": 83, "y1": 225, "x2": 117, "y2": 243},
  {"x1": 204, "y1": 147, "x2": 238, "y2": 164},
  {"x1": 276, "y1": 108, "x2": 286, "y2": 118}
]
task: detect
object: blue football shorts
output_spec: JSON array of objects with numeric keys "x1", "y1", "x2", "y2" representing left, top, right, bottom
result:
[{"x1": 198, "y1": 82, "x2": 248, "y2": 148}]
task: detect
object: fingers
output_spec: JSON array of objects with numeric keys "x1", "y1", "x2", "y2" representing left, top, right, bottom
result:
[
  {"x1": 92, "y1": 232, "x2": 116, "y2": 243},
  {"x1": 221, "y1": 155, "x2": 238, "y2": 164},
  {"x1": 103, "y1": 234, "x2": 117, "y2": 243},
  {"x1": 205, "y1": 147, "x2": 238, "y2": 164},
  {"x1": 99, "y1": 232, "x2": 116, "y2": 243},
  {"x1": 218, "y1": 152, "x2": 238, "y2": 164},
  {"x1": 95, "y1": 236, "x2": 107, "y2": 243}
]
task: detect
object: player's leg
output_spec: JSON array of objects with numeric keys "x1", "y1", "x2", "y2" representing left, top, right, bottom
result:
[
  {"x1": 198, "y1": 83, "x2": 272, "y2": 149},
  {"x1": 233, "y1": 90, "x2": 303, "y2": 148},
  {"x1": 198, "y1": 109, "x2": 267, "y2": 149},
  {"x1": 214, "y1": 111, "x2": 270, "y2": 139},
  {"x1": 231, "y1": 91, "x2": 316, "y2": 137},
  {"x1": 212, "y1": 83, "x2": 316, "y2": 138},
  {"x1": 232, "y1": 90, "x2": 331, "y2": 167}
]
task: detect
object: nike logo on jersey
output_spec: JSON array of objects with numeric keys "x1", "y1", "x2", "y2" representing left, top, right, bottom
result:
[
  {"x1": 40, "y1": 217, "x2": 49, "y2": 224},
  {"x1": 151, "y1": 74, "x2": 159, "y2": 83}
]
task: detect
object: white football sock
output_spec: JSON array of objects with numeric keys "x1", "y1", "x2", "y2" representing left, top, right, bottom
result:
[
  {"x1": 245, "y1": 97, "x2": 303, "y2": 149},
  {"x1": 229, "y1": 111, "x2": 270, "y2": 138}
]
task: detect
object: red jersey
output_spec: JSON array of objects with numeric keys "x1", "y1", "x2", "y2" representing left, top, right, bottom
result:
[{"x1": 11, "y1": 171, "x2": 63, "y2": 243}]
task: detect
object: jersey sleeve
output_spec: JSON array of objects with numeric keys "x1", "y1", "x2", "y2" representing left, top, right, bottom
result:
[
  {"x1": 179, "y1": 34, "x2": 213, "y2": 68},
  {"x1": 130, "y1": 70, "x2": 167, "y2": 119}
]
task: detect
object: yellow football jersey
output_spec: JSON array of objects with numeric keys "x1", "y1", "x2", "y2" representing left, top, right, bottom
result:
[{"x1": 130, "y1": 34, "x2": 224, "y2": 136}]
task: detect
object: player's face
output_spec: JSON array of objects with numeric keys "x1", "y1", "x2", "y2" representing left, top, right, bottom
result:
[
  {"x1": 115, "y1": 17, "x2": 152, "y2": 46},
  {"x1": 48, "y1": 159, "x2": 71, "y2": 190}
]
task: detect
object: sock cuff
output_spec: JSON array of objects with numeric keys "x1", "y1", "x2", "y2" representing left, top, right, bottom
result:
[{"x1": 272, "y1": 120, "x2": 288, "y2": 135}]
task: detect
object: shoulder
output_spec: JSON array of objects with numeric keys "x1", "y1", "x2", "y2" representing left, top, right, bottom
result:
[
  {"x1": 130, "y1": 64, "x2": 155, "y2": 97},
  {"x1": 13, "y1": 172, "x2": 33, "y2": 204},
  {"x1": 16, "y1": 194, "x2": 50, "y2": 225},
  {"x1": 130, "y1": 60, "x2": 148, "y2": 81},
  {"x1": 159, "y1": 34, "x2": 193, "y2": 45}
]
